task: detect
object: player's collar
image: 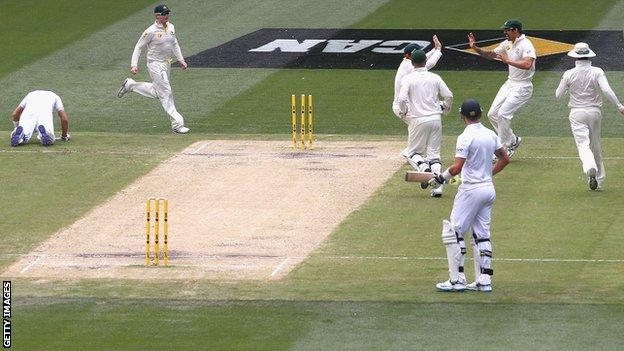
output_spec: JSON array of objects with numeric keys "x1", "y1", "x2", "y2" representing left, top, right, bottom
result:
[{"x1": 575, "y1": 60, "x2": 592, "y2": 67}]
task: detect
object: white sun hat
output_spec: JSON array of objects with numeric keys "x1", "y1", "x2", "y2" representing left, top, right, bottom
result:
[{"x1": 568, "y1": 42, "x2": 596, "y2": 58}]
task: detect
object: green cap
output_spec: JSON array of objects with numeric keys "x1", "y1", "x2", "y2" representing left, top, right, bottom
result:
[
  {"x1": 501, "y1": 19, "x2": 522, "y2": 30},
  {"x1": 154, "y1": 4, "x2": 170, "y2": 15},
  {"x1": 411, "y1": 49, "x2": 426, "y2": 64},
  {"x1": 403, "y1": 43, "x2": 422, "y2": 54}
]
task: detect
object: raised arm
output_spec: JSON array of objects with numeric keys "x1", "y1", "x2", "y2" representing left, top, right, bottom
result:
[{"x1": 468, "y1": 32, "x2": 498, "y2": 60}]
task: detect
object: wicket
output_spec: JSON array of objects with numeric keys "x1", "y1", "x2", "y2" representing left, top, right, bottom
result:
[
  {"x1": 145, "y1": 197, "x2": 169, "y2": 266},
  {"x1": 291, "y1": 94, "x2": 313, "y2": 149}
]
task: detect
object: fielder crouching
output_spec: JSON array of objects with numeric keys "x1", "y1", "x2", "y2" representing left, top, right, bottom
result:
[{"x1": 429, "y1": 99, "x2": 509, "y2": 292}]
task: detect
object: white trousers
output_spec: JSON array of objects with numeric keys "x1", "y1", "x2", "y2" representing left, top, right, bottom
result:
[
  {"x1": 450, "y1": 183, "x2": 495, "y2": 240},
  {"x1": 129, "y1": 61, "x2": 185, "y2": 129},
  {"x1": 404, "y1": 116, "x2": 442, "y2": 160},
  {"x1": 488, "y1": 80, "x2": 533, "y2": 147},
  {"x1": 569, "y1": 107, "x2": 604, "y2": 184},
  {"x1": 14, "y1": 113, "x2": 55, "y2": 144}
]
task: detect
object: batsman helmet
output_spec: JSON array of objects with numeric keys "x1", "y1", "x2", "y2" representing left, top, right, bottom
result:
[
  {"x1": 460, "y1": 99, "x2": 482, "y2": 119},
  {"x1": 154, "y1": 4, "x2": 171, "y2": 15}
]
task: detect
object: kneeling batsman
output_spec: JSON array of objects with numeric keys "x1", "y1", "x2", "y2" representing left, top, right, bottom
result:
[{"x1": 431, "y1": 99, "x2": 510, "y2": 292}]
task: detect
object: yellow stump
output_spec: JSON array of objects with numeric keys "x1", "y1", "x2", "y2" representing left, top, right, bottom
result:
[
  {"x1": 154, "y1": 199, "x2": 160, "y2": 266},
  {"x1": 163, "y1": 198, "x2": 169, "y2": 266},
  {"x1": 308, "y1": 94, "x2": 313, "y2": 149},
  {"x1": 145, "y1": 199, "x2": 151, "y2": 266},
  {"x1": 300, "y1": 94, "x2": 306, "y2": 149},
  {"x1": 291, "y1": 95, "x2": 297, "y2": 149}
]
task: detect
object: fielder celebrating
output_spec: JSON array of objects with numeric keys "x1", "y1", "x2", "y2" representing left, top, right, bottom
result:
[
  {"x1": 468, "y1": 19, "x2": 536, "y2": 158},
  {"x1": 555, "y1": 42, "x2": 624, "y2": 190},
  {"x1": 10, "y1": 90, "x2": 70, "y2": 147},
  {"x1": 430, "y1": 99, "x2": 509, "y2": 292},
  {"x1": 117, "y1": 4, "x2": 190, "y2": 134},
  {"x1": 392, "y1": 36, "x2": 443, "y2": 123},
  {"x1": 397, "y1": 49, "x2": 453, "y2": 197}
]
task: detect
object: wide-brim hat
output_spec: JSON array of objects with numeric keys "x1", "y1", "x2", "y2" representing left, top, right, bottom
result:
[{"x1": 568, "y1": 42, "x2": 596, "y2": 58}]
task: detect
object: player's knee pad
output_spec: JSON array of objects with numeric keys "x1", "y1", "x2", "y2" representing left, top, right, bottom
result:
[
  {"x1": 473, "y1": 232, "x2": 493, "y2": 276},
  {"x1": 442, "y1": 220, "x2": 462, "y2": 281},
  {"x1": 408, "y1": 153, "x2": 430, "y2": 172},
  {"x1": 429, "y1": 158, "x2": 441, "y2": 166}
]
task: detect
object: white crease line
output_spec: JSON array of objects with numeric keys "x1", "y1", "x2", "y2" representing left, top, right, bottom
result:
[
  {"x1": 20, "y1": 255, "x2": 46, "y2": 274},
  {"x1": 313, "y1": 256, "x2": 624, "y2": 263},
  {"x1": 270, "y1": 257, "x2": 290, "y2": 277},
  {"x1": 190, "y1": 142, "x2": 210, "y2": 155}
]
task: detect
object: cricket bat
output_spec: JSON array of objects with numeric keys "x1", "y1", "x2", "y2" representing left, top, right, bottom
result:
[{"x1": 404, "y1": 171, "x2": 434, "y2": 183}]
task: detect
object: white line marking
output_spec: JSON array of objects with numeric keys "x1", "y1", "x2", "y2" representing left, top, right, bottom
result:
[
  {"x1": 20, "y1": 256, "x2": 46, "y2": 274},
  {"x1": 270, "y1": 257, "x2": 290, "y2": 277},
  {"x1": 314, "y1": 256, "x2": 624, "y2": 263},
  {"x1": 190, "y1": 142, "x2": 210, "y2": 155}
]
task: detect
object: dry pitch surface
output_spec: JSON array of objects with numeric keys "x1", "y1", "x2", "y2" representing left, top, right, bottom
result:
[{"x1": 3, "y1": 140, "x2": 405, "y2": 280}]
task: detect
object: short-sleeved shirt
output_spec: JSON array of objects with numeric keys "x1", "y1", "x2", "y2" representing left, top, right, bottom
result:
[
  {"x1": 493, "y1": 34, "x2": 536, "y2": 82},
  {"x1": 19, "y1": 90, "x2": 64, "y2": 121},
  {"x1": 455, "y1": 123, "x2": 502, "y2": 184}
]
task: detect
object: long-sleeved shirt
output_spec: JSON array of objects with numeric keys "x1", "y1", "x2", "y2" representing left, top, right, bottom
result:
[
  {"x1": 393, "y1": 49, "x2": 442, "y2": 103},
  {"x1": 397, "y1": 67, "x2": 453, "y2": 118},
  {"x1": 555, "y1": 60, "x2": 624, "y2": 110},
  {"x1": 131, "y1": 21, "x2": 184, "y2": 67}
]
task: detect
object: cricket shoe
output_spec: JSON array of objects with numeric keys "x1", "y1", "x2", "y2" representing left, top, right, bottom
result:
[
  {"x1": 436, "y1": 280, "x2": 466, "y2": 292},
  {"x1": 38, "y1": 125, "x2": 54, "y2": 146},
  {"x1": 430, "y1": 186, "x2": 443, "y2": 198},
  {"x1": 172, "y1": 126, "x2": 190, "y2": 134},
  {"x1": 507, "y1": 135, "x2": 522, "y2": 158},
  {"x1": 466, "y1": 281, "x2": 492, "y2": 292},
  {"x1": 117, "y1": 78, "x2": 134, "y2": 98},
  {"x1": 587, "y1": 167, "x2": 598, "y2": 191},
  {"x1": 11, "y1": 126, "x2": 24, "y2": 147}
]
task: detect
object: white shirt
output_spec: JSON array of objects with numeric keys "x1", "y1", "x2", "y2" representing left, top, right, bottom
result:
[
  {"x1": 555, "y1": 60, "x2": 624, "y2": 110},
  {"x1": 455, "y1": 123, "x2": 502, "y2": 184},
  {"x1": 19, "y1": 90, "x2": 64, "y2": 122},
  {"x1": 131, "y1": 21, "x2": 184, "y2": 66},
  {"x1": 493, "y1": 34, "x2": 536, "y2": 82},
  {"x1": 393, "y1": 49, "x2": 442, "y2": 103},
  {"x1": 397, "y1": 67, "x2": 453, "y2": 118}
]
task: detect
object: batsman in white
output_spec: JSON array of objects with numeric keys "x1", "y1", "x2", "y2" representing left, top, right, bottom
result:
[
  {"x1": 397, "y1": 49, "x2": 453, "y2": 197},
  {"x1": 555, "y1": 42, "x2": 624, "y2": 191},
  {"x1": 429, "y1": 99, "x2": 509, "y2": 292},
  {"x1": 117, "y1": 4, "x2": 190, "y2": 134},
  {"x1": 10, "y1": 90, "x2": 70, "y2": 147},
  {"x1": 468, "y1": 19, "x2": 536, "y2": 158}
]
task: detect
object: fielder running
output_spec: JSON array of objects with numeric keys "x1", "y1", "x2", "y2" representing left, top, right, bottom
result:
[
  {"x1": 429, "y1": 99, "x2": 509, "y2": 292},
  {"x1": 555, "y1": 42, "x2": 624, "y2": 190},
  {"x1": 10, "y1": 90, "x2": 70, "y2": 147},
  {"x1": 468, "y1": 19, "x2": 536, "y2": 158},
  {"x1": 397, "y1": 49, "x2": 453, "y2": 197},
  {"x1": 117, "y1": 4, "x2": 190, "y2": 134}
]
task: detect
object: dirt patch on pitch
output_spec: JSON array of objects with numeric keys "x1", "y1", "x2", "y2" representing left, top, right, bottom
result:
[{"x1": 3, "y1": 140, "x2": 404, "y2": 281}]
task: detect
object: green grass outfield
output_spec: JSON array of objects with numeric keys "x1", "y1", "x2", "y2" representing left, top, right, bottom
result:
[{"x1": 2, "y1": 0, "x2": 624, "y2": 349}]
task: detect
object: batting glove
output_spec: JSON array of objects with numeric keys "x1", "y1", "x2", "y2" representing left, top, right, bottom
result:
[{"x1": 428, "y1": 173, "x2": 446, "y2": 189}]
